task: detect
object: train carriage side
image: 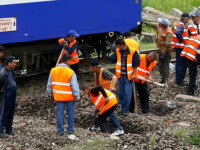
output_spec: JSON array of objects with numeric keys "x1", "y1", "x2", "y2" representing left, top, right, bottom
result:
[{"x1": 0, "y1": 0, "x2": 142, "y2": 76}]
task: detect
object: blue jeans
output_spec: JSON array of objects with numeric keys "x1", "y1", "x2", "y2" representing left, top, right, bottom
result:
[
  {"x1": 175, "y1": 48, "x2": 187, "y2": 84},
  {"x1": 94, "y1": 109, "x2": 122, "y2": 130},
  {"x1": 119, "y1": 75, "x2": 133, "y2": 113},
  {"x1": 56, "y1": 101, "x2": 75, "y2": 134},
  {"x1": 0, "y1": 89, "x2": 16, "y2": 132}
]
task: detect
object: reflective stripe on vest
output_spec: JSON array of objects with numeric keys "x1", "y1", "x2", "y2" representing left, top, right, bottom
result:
[
  {"x1": 90, "y1": 89, "x2": 118, "y2": 115},
  {"x1": 171, "y1": 22, "x2": 189, "y2": 48},
  {"x1": 51, "y1": 66, "x2": 75, "y2": 101},
  {"x1": 134, "y1": 54, "x2": 157, "y2": 84},
  {"x1": 58, "y1": 38, "x2": 79, "y2": 65},
  {"x1": 94, "y1": 68, "x2": 112, "y2": 90},
  {"x1": 181, "y1": 36, "x2": 200, "y2": 61},
  {"x1": 188, "y1": 25, "x2": 198, "y2": 36},
  {"x1": 161, "y1": 26, "x2": 172, "y2": 47},
  {"x1": 115, "y1": 47, "x2": 136, "y2": 80}
]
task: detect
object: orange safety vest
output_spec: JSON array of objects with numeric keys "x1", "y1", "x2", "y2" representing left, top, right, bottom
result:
[
  {"x1": 51, "y1": 66, "x2": 75, "y2": 101},
  {"x1": 180, "y1": 36, "x2": 200, "y2": 62},
  {"x1": 161, "y1": 26, "x2": 172, "y2": 48},
  {"x1": 124, "y1": 38, "x2": 140, "y2": 53},
  {"x1": 188, "y1": 24, "x2": 198, "y2": 36},
  {"x1": 90, "y1": 89, "x2": 118, "y2": 115},
  {"x1": 94, "y1": 68, "x2": 112, "y2": 90},
  {"x1": 134, "y1": 54, "x2": 157, "y2": 84},
  {"x1": 115, "y1": 47, "x2": 136, "y2": 81},
  {"x1": 58, "y1": 38, "x2": 79, "y2": 65},
  {"x1": 171, "y1": 22, "x2": 189, "y2": 48}
]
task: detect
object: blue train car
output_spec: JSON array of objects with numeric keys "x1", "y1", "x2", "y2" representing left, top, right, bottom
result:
[
  {"x1": 0, "y1": 0, "x2": 142, "y2": 44},
  {"x1": 0, "y1": 0, "x2": 142, "y2": 76}
]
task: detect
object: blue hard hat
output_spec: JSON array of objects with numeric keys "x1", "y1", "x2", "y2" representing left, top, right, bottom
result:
[
  {"x1": 158, "y1": 18, "x2": 169, "y2": 27},
  {"x1": 191, "y1": 11, "x2": 199, "y2": 17},
  {"x1": 67, "y1": 30, "x2": 79, "y2": 37}
]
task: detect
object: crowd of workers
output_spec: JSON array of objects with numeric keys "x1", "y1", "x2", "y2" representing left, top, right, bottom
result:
[{"x1": 0, "y1": 11, "x2": 199, "y2": 140}]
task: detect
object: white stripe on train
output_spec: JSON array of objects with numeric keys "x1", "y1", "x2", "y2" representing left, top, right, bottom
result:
[{"x1": 0, "y1": 0, "x2": 55, "y2": 5}]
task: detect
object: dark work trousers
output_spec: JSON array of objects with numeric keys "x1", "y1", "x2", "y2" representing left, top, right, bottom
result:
[
  {"x1": 185, "y1": 59, "x2": 198, "y2": 95},
  {"x1": 70, "y1": 63, "x2": 79, "y2": 77},
  {"x1": 158, "y1": 52, "x2": 171, "y2": 81},
  {"x1": 0, "y1": 89, "x2": 16, "y2": 132},
  {"x1": 95, "y1": 105, "x2": 117, "y2": 133},
  {"x1": 175, "y1": 48, "x2": 187, "y2": 84},
  {"x1": 135, "y1": 82, "x2": 149, "y2": 114},
  {"x1": 93, "y1": 108, "x2": 122, "y2": 130}
]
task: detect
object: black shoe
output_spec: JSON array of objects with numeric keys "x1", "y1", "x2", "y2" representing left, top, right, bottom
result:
[
  {"x1": 118, "y1": 111, "x2": 128, "y2": 116},
  {"x1": 0, "y1": 132, "x2": 8, "y2": 138},
  {"x1": 176, "y1": 81, "x2": 187, "y2": 86},
  {"x1": 187, "y1": 92, "x2": 194, "y2": 96},
  {"x1": 6, "y1": 131, "x2": 15, "y2": 135},
  {"x1": 160, "y1": 79, "x2": 166, "y2": 84},
  {"x1": 58, "y1": 132, "x2": 64, "y2": 136}
]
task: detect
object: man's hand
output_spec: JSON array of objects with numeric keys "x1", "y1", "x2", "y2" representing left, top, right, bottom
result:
[
  {"x1": 96, "y1": 113, "x2": 100, "y2": 118},
  {"x1": 109, "y1": 86, "x2": 116, "y2": 91},
  {"x1": 167, "y1": 47, "x2": 174, "y2": 52}
]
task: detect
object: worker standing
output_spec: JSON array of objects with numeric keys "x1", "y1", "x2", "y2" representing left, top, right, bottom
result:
[
  {"x1": 0, "y1": 45, "x2": 4, "y2": 69},
  {"x1": 0, "y1": 56, "x2": 19, "y2": 138},
  {"x1": 181, "y1": 36, "x2": 200, "y2": 95},
  {"x1": 156, "y1": 18, "x2": 173, "y2": 83},
  {"x1": 134, "y1": 52, "x2": 157, "y2": 115},
  {"x1": 89, "y1": 58, "x2": 124, "y2": 136},
  {"x1": 124, "y1": 31, "x2": 140, "y2": 53},
  {"x1": 84, "y1": 85, "x2": 120, "y2": 134},
  {"x1": 58, "y1": 30, "x2": 80, "y2": 75},
  {"x1": 188, "y1": 12, "x2": 200, "y2": 36},
  {"x1": 47, "y1": 54, "x2": 80, "y2": 139},
  {"x1": 171, "y1": 13, "x2": 190, "y2": 86},
  {"x1": 111, "y1": 38, "x2": 140, "y2": 115}
]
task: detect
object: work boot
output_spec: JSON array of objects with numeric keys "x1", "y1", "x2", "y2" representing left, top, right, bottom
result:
[
  {"x1": 160, "y1": 78, "x2": 166, "y2": 84},
  {"x1": 176, "y1": 81, "x2": 187, "y2": 86},
  {"x1": 0, "y1": 132, "x2": 8, "y2": 138},
  {"x1": 6, "y1": 131, "x2": 15, "y2": 136},
  {"x1": 90, "y1": 125, "x2": 100, "y2": 131}
]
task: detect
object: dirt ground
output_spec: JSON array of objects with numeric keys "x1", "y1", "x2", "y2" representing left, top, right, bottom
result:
[{"x1": 0, "y1": 65, "x2": 200, "y2": 150}]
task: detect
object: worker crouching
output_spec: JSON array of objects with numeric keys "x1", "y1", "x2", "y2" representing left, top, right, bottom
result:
[{"x1": 84, "y1": 85, "x2": 123, "y2": 135}]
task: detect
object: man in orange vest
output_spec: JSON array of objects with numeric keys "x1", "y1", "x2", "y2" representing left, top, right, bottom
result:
[
  {"x1": 134, "y1": 52, "x2": 157, "y2": 115},
  {"x1": 84, "y1": 85, "x2": 123, "y2": 135},
  {"x1": 47, "y1": 54, "x2": 80, "y2": 139},
  {"x1": 111, "y1": 38, "x2": 140, "y2": 115},
  {"x1": 188, "y1": 12, "x2": 199, "y2": 37},
  {"x1": 89, "y1": 58, "x2": 124, "y2": 135},
  {"x1": 124, "y1": 31, "x2": 140, "y2": 53},
  {"x1": 171, "y1": 13, "x2": 190, "y2": 86},
  {"x1": 89, "y1": 58, "x2": 117, "y2": 91},
  {"x1": 181, "y1": 36, "x2": 200, "y2": 95},
  {"x1": 58, "y1": 30, "x2": 80, "y2": 75},
  {"x1": 156, "y1": 18, "x2": 173, "y2": 83}
]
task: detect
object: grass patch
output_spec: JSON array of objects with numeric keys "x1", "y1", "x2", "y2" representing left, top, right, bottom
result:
[
  {"x1": 173, "y1": 126, "x2": 200, "y2": 147},
  {"x1": 143, "y1": 0, "x2": 199, "y2": 13},
  {"x1": 142, "y1": 24, "x2": 156, "y2": 34},
  {"x1": 61, "y1": 139, "x2": 116, "y2": 150},
  {"x1": 139, "y1": 42, "x2": 156, "y2": 50},
  {"x1": 149, "y1": 136, "x2": 157, "y2": 148}
]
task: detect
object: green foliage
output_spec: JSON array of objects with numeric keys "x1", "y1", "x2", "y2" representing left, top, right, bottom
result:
[
  {"x1": 61, "y1": 139, "x2": 116, "y2": 150},
  {"x1": 142, "y1": 24, "x2": 156, "y2": 33},
  {"x1": 173, "y1": 127, "x2": 200, "y2": 147},
  {"x1": 143, "y1": 0, "x2": 199, "y2": 13},
  {"x1": 149, "y1": 136, "x2": 157, "y2": 148}
]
